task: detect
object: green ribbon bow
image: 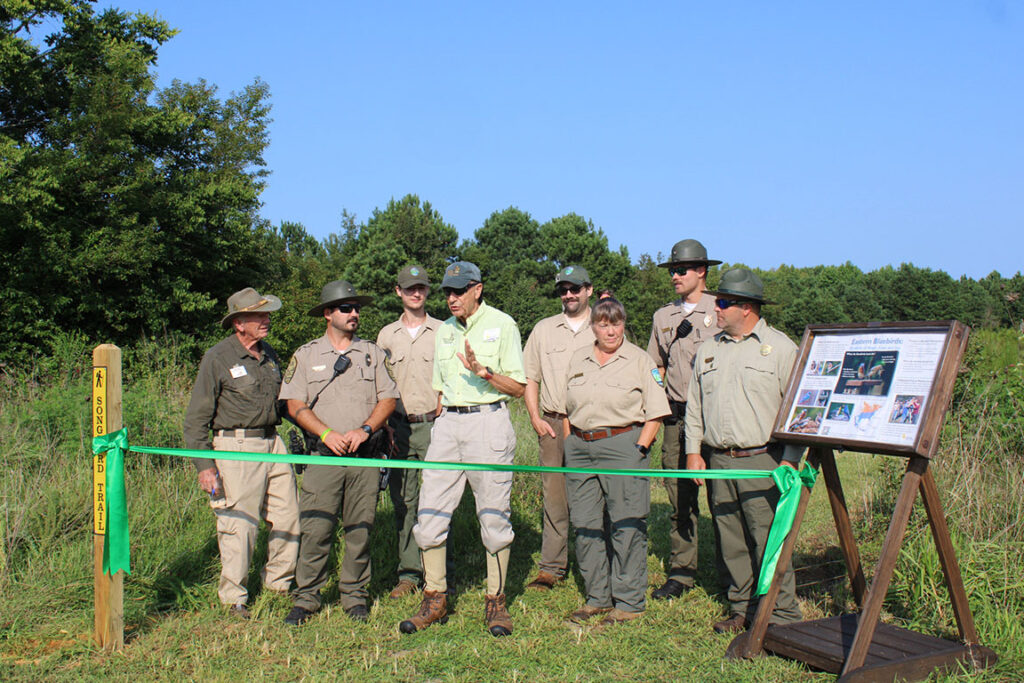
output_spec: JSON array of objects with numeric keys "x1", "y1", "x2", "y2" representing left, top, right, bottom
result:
[
  {"x1": 91, "y1": 429, "x2": 132, "y2": 575},
  {"x1": 756, "y1": 463, "x2": 818, "y2": 595}
]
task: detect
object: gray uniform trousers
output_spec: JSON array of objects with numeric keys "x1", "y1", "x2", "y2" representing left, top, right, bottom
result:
[
  {"x1": 709, "y1": 450, "x2": 801, "y2": 624},
  {"x1": 388, "y1": 417, "x2": 431, "y2": 584},
  {"x1": 565, "y1": 428, "x2": 649, "y2": 613},
  {"x1": 292, "y1": 462, "x2": 378, "y2": 612}
]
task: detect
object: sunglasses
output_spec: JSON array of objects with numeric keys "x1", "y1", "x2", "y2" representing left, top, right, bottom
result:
[
  {"x1": 555, "y1": 284, "x2": 583, "y2": 296},
  {"x1": 443, "y1": 285, "x2": 472, "y2": 297},
  {"x1": 668, "y1": 264, "x2": 702, "y2": 277},
  {"x1": 333, "y1": 303, "x2": 361, "y2": 314},
  {"x1": 715, "y1": 298, "x2": 746, "y2": 309}
]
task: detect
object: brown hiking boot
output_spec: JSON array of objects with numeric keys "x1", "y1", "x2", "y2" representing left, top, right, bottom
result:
[
  {"x1": 526, "y1": 570, "x2": 561, "y2": 591},
  {"x1": 567, "y1": 604, "x2": 612, "y2": 624},
  {"x1": 389, "y1": 579, "x2": 419, "y2": 599},
  {"x1": 592, "y1": 608, "x2": 643, "y2": 631},
  {"x1": 713, "y1": 613, "x2": 749, "y2": 634},
  {"x1": 399, "y1": 590, "x2": 448, "y2": 634},
  {"x1": 484, "y1": 593, "x2": 513, "y2": 637}
]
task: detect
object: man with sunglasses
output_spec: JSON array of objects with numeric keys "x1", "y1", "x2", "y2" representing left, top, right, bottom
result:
[
  {"x1": 401, "y1": 261, "x2": 526, "y2": 637},
  {"x1": 521, "y1": 265, "x2": 595, "y2": 590},
  {"x1": 184, "y1": 287, "x2": 300, "y2": 620},
  {"x1": 279, "y1": 280, "x2": 399, "y2": 626},
  {"x1": 684, "y1": 268, "x2": 804, "y2": 634},
  {"x1": 646, "y1": 239, "x2": 721, "y2": 600},
  {"x1": 376, "y1": 265, "x2": 442, "y2": 599}
]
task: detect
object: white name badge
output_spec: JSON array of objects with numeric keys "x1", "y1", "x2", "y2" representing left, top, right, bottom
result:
[
  {"x1": 312, "y1": 364, "x2": 327, "y2": 372},
  {"x1": 482, "y1": 328, "x2": 500, "y2": 342},
  {"x1": 229, "y1": 365, "x2": 248, "y2": 379}
]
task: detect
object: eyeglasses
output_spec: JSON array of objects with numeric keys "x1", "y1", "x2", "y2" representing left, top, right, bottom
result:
[
  {"x1": 715, "y1": 298, "x2": 745, "y2": 309},
  {"x1": 668, "y1": 264, "x2": 702, "y2": 277},
  {"x1": 556, "y1": 284, "x2": 583, "y2": 296},
  {"x1": 443, "y1": 285, "x2": 472, "y2": 297},
  {"x1": 333, "y1": 303, "x2": 361, "y2": 314}
]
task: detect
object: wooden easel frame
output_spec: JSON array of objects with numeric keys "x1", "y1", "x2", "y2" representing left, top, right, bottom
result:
[{"x1": 725, "y1": 321, "x2": 997, "y2": 681}]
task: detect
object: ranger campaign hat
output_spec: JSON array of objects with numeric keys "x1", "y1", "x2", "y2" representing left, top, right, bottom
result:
[
  {"x1": 555, "y1": 265, "x2": 591, "y2": 286},
  {"x1": 441, "y1": 261, "x2": 482, "y2": 289},
  {"x1": 307, "y1": 280, "x2": 374, "y2": 316},
  {"x1": 704, "y1": 267, "x2": 776, "y2": 305},
  {"x1": 221, "y1": 287, "x2": 281, "y2": 328},
  {"x1": 397, "y1": 264, "x2": 430, "y2": 288},
  {"x1": 657, "y1": 239, "x2": 722, "y2": 268}
]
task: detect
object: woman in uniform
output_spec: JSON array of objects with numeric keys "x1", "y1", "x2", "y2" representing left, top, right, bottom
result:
[{"x1": 563, "y1": 298, "x2": 671, "y2": 627}]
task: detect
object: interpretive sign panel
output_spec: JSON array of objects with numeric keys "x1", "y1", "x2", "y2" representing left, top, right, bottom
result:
[{"x1": 772, "y1": 321, "x2": 969, "y2": 458}]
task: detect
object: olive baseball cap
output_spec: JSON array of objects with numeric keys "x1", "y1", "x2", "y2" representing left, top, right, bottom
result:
[
  {"x1": 397, "y1": 264, "x2": 429, "y2": 288},
  {"x1": 221, "y1": 287, "x2": 281, "y2": 328},
  {"x1": 307, "y1": 280, "x2": 374, "y2": 316},
  {"x1": 657, "y1": 239, "x2": 722, "y2": 268},
  {"x1": 441, "y1": 261, "x2": 482, "y2": 288},
  {"x1": 704, "y1": 267, "x2": 775, "y2": 304},
  {"x1": 555, "y1": 265, "x2": 591, "y2": 286}
]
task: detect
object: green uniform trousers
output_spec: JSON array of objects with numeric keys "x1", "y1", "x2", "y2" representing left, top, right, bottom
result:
[
  {"x1": 292, "y1": 462, "x2": 378, "y2": 612},
  {"x1": 661, "y1": 420, "x2": 701, "y2": 586},
  {"x1": 709, "y1": 450, "x2": 801, "y2": 624},
  {"x1": 566, "y1": 428, "x2": 649, "y2": 613},
  {"x1": 388, "y1": 418, "x2": 432, "y2": 585}
]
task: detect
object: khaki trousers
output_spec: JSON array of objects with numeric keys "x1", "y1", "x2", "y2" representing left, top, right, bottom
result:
[
  {"x1": 388, "y1": 418, "x2": 432, "y2": 584},
  {"x1": 210, "y1": 434, "x2": 300, "y2": 606},
  {"x1": 413, "y1": 407, "x2": 516, "y2": 554},
  {"x1": 536, "y1": 413, "x2": 569, "y2": 577}
]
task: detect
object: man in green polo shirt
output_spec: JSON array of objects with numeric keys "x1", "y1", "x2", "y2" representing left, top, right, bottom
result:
[{"x1": 399, "y1": 261, "x2": 526, "y2": 637}]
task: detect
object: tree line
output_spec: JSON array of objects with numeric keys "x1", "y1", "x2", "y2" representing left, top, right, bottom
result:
[{"x1": 3, "y1": 2, "x2": 1022, "y2": 366}]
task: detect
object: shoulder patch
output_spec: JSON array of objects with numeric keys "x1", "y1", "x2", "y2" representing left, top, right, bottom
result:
[
  {"x1": 384, "y1": 356, "x2": 396, "y2": 381},
  {"x1": 652, "y1": 368, "x2": 664, "y2": 387},
  {"x1": 284, "y1": 355, "x2": 298, "y2": 383}
]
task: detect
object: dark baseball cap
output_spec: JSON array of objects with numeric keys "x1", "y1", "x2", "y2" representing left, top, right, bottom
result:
[
  {"x1": 555, "y1": 265, "x2": 591, "y2": 286},
  {"x1": 397, "y1": 264, "x2": 429, "y2": 288},
  {"x1": 441, "y1": 261, "x2": 482, "y2": 288}
]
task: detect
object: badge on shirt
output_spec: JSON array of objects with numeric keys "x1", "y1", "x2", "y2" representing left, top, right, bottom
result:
[
  {"x1": 704, "y1": 315, "x2": 713, "y2": 328},
  {"x1": 483, "y1": 328, "x2": 500, "y2": 342},
  {"x1": 364, "y1": 353, "x2": 372, "y2": 367},
  {"x1": 284, "y1": 356, "x2": 297, "y2": 383},
  {"x1": 652, "y1": 368, "x2": 664, "y2": 388},
  {"x1": 761, "y1": 344, "x2": 772, "y2": 356},
  {"x1": 229, "y1": 365, "x2": 248, "y2": 379}
]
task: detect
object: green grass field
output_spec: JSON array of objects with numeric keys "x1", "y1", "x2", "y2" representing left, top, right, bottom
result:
[{"x1": 2, "y1": 335, "x2": 1021, "y2": 681}]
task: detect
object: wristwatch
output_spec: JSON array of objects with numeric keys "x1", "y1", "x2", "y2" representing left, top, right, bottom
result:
[
  {"x1": 360, "y1": 424, "x2": 372, "y2": 435},
  {"x1": 635, "y1": 443, "x2": 650, "y2": 455},
  {"x1": 482, "y1": 366, "x2": 495, "y2": 380}
]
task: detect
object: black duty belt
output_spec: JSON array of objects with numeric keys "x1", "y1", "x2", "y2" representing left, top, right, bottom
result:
[
  {"x1": 397, "y1": 411, "x2": 438, "y2": 424},
  {"x1": 215, "y1": 427, "x2": 277, "y2": 439},
  {"x1": 664, "y1": 400, "x2": 686, "y2": 425},
  {"x1": 445, "y1": 401, "x2": 506, "y2": 414},
  {"x1": 710, "y1": 444, "x2": 771, "y2": 458},
  {"x1": 570, "y1": 424, "x2": 641, "y2": 442}
]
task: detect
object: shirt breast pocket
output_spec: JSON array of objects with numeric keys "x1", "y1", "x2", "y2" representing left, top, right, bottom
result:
[
  {"x1": 225, "y1": 372, "x2": 257, "y2": 396},
  {"x1": 475, "y1": 339, "x2": 501, "y2": 366},
  {"x1": 698, "y1": 363, "x2": 719, "y2": 393},
  {"x1": 743, "y1": 362, "x2": 777, "y2": 393}
]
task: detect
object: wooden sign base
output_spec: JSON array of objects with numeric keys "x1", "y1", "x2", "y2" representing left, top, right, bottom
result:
[{"x1": 726, "y1": 447, "x2": 997, "y2": 682}]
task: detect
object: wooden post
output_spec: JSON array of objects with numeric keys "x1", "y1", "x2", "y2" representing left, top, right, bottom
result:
[{"x1": 92, "y1": 344, "x2": 124, "y2": 651}]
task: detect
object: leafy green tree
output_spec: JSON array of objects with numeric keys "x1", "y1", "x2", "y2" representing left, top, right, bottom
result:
[{"x1": 1, "y1": 1, "x2": 276, "y2": 363}]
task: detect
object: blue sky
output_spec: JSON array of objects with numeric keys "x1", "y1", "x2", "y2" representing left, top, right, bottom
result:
[{"x1": 95, "y1": 1, "x2": 1021, "y2": 278}]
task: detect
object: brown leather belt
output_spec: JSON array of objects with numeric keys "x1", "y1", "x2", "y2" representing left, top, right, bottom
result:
[
  {"x1": 215, "y1": 427, "x2": 276, "y2": 438},
  {"x1": 712, "y1": 445, "x2": 770, "y2": 458},
  {"x1": 543, "y1": 411, "x2": 567, "y2": 420},
  {"x1": 570, "y1": 424, "x2": 640, "y2": 442},
  {"x1": 397, "y1": 411, "x2": 437, "y2": 424}
]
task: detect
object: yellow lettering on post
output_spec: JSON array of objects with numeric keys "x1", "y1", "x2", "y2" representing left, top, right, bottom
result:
[{"x1": 93, "y1": 367, "x2": 107, "y2": 534}]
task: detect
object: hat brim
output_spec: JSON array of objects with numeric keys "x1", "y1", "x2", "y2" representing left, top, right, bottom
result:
[
  {"x1": 307, "y1": 295, "x2": 374, "y2": 317},
  {"x1": 220, "y1": 295, "x2": 282, "y2": 328},
  {"x1": 703, "y1": 288, "x2": 775, "y2": 306},
  {"x1": 657, "y1": 258, "x2": 723, "y2": 268}
]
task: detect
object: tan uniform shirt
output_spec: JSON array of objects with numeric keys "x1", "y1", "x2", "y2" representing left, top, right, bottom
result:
[
  {"x1": 647, "y1": 293, "x2": 717, "y2": 403},
  {"x1": 523, "y1": 313, "x2": 595, "y2": 414},
  {"x1": 565, "y1": 340, "x2": 671, "y2": 431},
  {"x1": 279, "y1": 335, "x2": 400, "y2": 433},
  {"x1": 685, "y1": 318, "x2": 802, "y2": 463},
  {"x1": 377, "y1": 315, "x2": 441, "y2": 415}
]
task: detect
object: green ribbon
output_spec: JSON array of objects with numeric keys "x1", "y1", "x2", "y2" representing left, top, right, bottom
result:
[
  {"x1": 90, "y1": 429, "x2": 132, "y2": 576},
  {"x1": 103, "y1": 437, "x2": 816, "y2": 593},
  {"x1": 755, "y1": 463, "x2": 818, "y2": 595}
]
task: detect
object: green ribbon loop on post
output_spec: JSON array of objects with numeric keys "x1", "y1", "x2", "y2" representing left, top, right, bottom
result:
[
  {"x1": 91, "y1": 428, "x2": 132, "y2": 576},
  {"x1": 756, "y1": 463, "x2": 818, "y2": 595}
]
